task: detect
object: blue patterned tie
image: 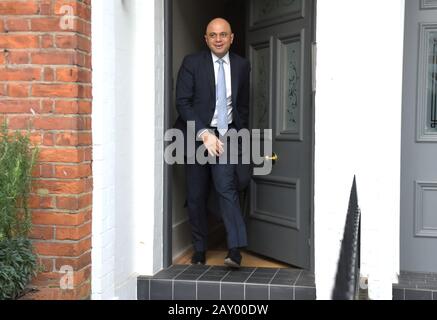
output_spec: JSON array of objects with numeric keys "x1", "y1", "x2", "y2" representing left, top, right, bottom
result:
[{"x1": 216, "y1": 59, "x2": 228, "y2": 136}]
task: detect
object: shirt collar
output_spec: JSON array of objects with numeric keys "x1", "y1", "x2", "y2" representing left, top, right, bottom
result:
[{"x1": 211, "y1": 51, "x2": 230, "y2": 64}]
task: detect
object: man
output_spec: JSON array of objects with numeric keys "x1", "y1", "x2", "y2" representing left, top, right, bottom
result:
[{"x1": 174, "y1": 18, "x2": 250, "y2": 268}]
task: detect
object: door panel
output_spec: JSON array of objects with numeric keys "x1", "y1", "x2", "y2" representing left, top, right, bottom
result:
[
  {"x1": 246, "y1": 0, "x2": 314, "y2": 269},
  {"x1": 252, "y1": 176, "x2": 300, "y2": 229},
  {"x1": 276, "y1": 32, "x2": 303, "y2": 141},
  {"x1": 249, "y1": 0, "x2": 304, "y2": 30},
  {"x1": 401, "y1": 0, "x2": 437, "y2": 272},
  {"x1": 251, "y1": 41, "x2": 271, "y2": 130}
]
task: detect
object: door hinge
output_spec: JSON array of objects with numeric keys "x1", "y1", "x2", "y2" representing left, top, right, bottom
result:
[{"x1": 307, "y1": 238, "x2": 311, "y2": 247}]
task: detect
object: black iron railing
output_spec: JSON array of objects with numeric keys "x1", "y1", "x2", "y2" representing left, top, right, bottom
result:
[{"x1": 332, "y1": 176, "x2": 361, "y2": 300}]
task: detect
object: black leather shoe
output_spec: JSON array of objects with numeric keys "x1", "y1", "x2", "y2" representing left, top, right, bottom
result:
[
  {"x1": 224, "y1": 248, "x2": 242, "y2": 268},
  {"x1": 191, "y1": 251, "x2": 206, "y2": 265}
]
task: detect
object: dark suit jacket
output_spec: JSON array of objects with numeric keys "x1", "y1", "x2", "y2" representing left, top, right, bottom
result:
[
  {"x1": 174, "y1": 50, "x2": 250, "y2": 136},
  {"x1": 174, "y1": 50, "x2": 252, "y2": 192}
]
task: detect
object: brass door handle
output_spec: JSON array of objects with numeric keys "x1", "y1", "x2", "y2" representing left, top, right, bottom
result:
[{"x1": 265, "y1": 153, "x2": 278, "y2": 163}]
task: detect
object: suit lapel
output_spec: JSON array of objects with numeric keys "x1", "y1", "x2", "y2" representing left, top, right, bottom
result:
[
  {"x1": 230, "y1": 53, "x2": 238, "y2": 109},
  {"x1": 204, "y1": 51, "x2": 216, "y2": 103}
]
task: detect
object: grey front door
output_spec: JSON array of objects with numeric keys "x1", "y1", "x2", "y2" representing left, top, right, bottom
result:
[
  {"x1": 246, "y1": 0, "x2": 314, "y2": 269},
  {"x1": 401, "y1": 0, "x2": 437, "y2": 273}
]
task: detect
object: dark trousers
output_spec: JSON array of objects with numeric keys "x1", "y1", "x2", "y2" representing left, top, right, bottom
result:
[{"x1": 185, "y1": 128, "x2": 248, "y2": 252}]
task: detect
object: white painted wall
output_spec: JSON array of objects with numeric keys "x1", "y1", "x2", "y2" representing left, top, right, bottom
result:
[
  {"x1": 92, "y1": 0, "x2": 164, "y2": 299},
  {"x1": 315, "y1": 0, "x2": 404, "y2": 300},
  {"x1": 92, "y1": 0, "x2": 117, "y2": 300}
]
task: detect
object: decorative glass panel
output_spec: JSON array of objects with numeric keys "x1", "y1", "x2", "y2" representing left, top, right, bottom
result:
[
  {"x1": 427, "y1": 32, "x2": 437, "y2": 132},
  {"x1": 282, "y1": 40, "x2": 301, "y2": 132},
  {"x1": 252, "y1": 45, "x2": 270, "y2": 130},
  {"x1": 252, "y1": 0, "x2": 302, "y2": 26}
]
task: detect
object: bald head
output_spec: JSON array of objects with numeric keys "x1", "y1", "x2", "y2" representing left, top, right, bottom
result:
[
  {"x1": 204, "y1": 17, "x2": 234, "y2": 58},
  {"x1": 206, "y1": 18, "x2": 232, "y2": 34}
]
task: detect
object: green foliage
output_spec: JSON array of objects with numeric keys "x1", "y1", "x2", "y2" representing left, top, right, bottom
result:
[
  {"x1": 0, "y1": 123, "x2": 38, "y2": 240},
  {"x1": 0, "y1": 238, "x2": 38, "y2": 300},
  {"x1": 0, "y1": 122, "x2": 39, "y2": 299}
]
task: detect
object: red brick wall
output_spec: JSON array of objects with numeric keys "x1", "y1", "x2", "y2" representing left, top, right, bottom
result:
[{"x1": 0, "y1": 0, "x2": 92, "y2": 299}]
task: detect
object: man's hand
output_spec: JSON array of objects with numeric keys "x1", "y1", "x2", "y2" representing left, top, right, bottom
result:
[{"x1": 200, "y1": 131, "x2": 224, "y2": 157}]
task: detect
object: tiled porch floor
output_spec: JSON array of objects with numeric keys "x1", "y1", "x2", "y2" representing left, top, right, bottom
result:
[{"x1": 138, "y1": 264, "x2": 316, "y2": 300}]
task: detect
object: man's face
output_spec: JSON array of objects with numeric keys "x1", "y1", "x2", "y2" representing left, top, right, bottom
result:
[{"x1": 205, "y1": 19, "x2": 234, "y2": 58}]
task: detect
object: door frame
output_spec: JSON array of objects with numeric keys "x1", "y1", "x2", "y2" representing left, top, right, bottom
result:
[
  {"x1": 163, "y1": 0, "x2": 173, "y2": 268},
  {"x1": 309, "y1": 1, "x2": 316, "y2": 273},
  {"x1": 163, "y1": 0, "x2": 316, "y2": 272}
]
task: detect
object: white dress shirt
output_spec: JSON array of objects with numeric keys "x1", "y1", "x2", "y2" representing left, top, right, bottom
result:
[
  {"x1": 199, "y1": 52, "x2": 233, "y2": 138},
  {"x1": 210, "y1": 51, "x2": 233, "y2": 127}
]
